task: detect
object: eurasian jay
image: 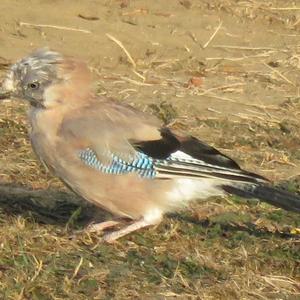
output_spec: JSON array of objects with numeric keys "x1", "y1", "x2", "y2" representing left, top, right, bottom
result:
[{"x1": 0, "y1": 48, "x2": 299, "y2": 242}]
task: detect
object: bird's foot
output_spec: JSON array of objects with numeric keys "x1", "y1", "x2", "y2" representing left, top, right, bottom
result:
[
  {"x1": 102, "y1": 218, "x2": 157, "y2": 243},
  {"x1": 87, "y1": 220, "x2": 120, "y2": 232}
]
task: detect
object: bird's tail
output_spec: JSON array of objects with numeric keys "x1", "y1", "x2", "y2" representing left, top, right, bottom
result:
[{"x1": 222, "y1": 184, "x2": 300, "y2": 213}]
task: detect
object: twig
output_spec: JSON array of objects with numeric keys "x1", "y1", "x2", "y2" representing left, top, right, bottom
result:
[
  {"x1": 268, "y1": 30, "x2": 300, "y2": 37},
  {"x1": 263, "y1": 63, "x2": 296, "y2": 87},
  {"x1": 132, "y1": 69, "x2": 146, "y2": 81},
  {"x1": 203, "y1": 93, "x2": 278, "y2": 109},
  {"x1": 202, "y1": 21, "x2": 223, "y2": 48},
  {"x1": 120, "y1": 76, "x2": 153, "y2": 86},
  {"x1": 187, "y1": 31, "x2": 198, "y2": 43},
  {"x1": 267, "y1": 7, "x2": 300, "y2": 11},
  {"x1": 233, "y1": 112, "x2": 281, "y2": 124},
  {"x1": 118, "y1": 88, "x2": 138, "y2": 94},
  {"x1": 213, "y1": 45, "x2": 278, "y2": 51},
  {"x1": 246, "y1": 291, "x2": 269, "y2": 300},
  {"x1": 197, "y1": 83, "x2": 245, "y2": 96},
  {"x1": 71, "y1": 257, "x2": 83, "y2": 280},
  {"x1": 30, "y1": 256, "x2": 43, "y2": 282},
  {"x1": 206, "y1": 51, "x2": 275, "y2": 61},
  {"x1": 293, "y1": 18, "x2": 300, "y2": 27},
  {"x1": 19, "y1": 22, "x2": 91, "y2": 33},
  {"x1": 106, "y1": 33, "x2": 136, "y2": 69},
  {"x1": 207, "y1": 107, "x2": 221, "y2": 114}
]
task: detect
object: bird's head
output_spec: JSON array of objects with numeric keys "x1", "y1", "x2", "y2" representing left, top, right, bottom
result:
[{"x1": 0, "y1": 48, "x2": 92, "y2": 108}]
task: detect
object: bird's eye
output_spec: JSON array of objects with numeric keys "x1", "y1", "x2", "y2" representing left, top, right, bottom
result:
[{"x1": 28, "y1": 82, "x2": 40, "y2": 90}]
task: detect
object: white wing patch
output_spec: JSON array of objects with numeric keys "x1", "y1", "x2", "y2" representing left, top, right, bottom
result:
[
  {"x1": 170, "y1": 150, "x2": 195, "y2": 161},
  {"x1": 167, "y1": 178, "x2": 225, "y2": 207},
  {"x1": 169, "y1": 151, "x2": 234, "y2": 171}
]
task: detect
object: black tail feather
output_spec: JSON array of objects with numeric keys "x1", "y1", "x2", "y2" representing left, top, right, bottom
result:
[{"x1": 222, "y1": 184, "x2": 300, "y2": 213}]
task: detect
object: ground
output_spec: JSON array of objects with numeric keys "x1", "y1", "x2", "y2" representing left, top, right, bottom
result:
[{"x1": 0, "y1": 0, "x2": 299, "y2": 299}]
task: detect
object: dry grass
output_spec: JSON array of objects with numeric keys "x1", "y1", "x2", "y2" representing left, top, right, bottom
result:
[{"x1": 0, "y1": 0, "x2": 300, "y2": 299}]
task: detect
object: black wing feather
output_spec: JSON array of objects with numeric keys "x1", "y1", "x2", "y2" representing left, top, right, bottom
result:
[
  {"x1": 134, "y1": 127, "x2": 239, "y2": 168},
  {"x1": 133, "y1": 128, "x2": 180, "y2": 159},
  {"x1": 178, "y1": 135, "x2": 240, "y2": 169},
  {"x1": 133, "y1": 127, "x2": 267, "y2": 183}
]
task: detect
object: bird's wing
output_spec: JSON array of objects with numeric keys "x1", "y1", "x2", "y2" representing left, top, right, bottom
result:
[
  {"x1": 133, "y1": 128, "x2": 268, "y2": 183},
  {"x1": 60, "y1": 98, "x2": 162, "y2": 162},
  {"x1": 60, "y1": 98, "x2": 267, "y2": 183}
]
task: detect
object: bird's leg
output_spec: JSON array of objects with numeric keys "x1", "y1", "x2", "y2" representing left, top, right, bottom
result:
[
  {"x1": 103, "y1": 217, "x2": 160, "y2": 243},
  {"x1": 87, "y1": 220, "x2": 120, "y2": 232},
  {"x1": 70, "y1": 220, "x2": 121, "y2": 241}
]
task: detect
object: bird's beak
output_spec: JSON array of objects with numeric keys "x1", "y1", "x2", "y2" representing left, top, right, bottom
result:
[
  {"x1": 0, "y1": 87, "x2": 11, "y2": 99},
  {"x1": 0, "y1": 76, "x2": 14, "y2": 99}
]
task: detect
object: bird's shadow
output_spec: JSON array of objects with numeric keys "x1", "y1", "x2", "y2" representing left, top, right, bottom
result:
[
  {"x1": 0, "y1": 182, "x2": 109, "y2": 226},
  {"x1": 0, "y1": 182, "x2": 297, "y2": 239}
]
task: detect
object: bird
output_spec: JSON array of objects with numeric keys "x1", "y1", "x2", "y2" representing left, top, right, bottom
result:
[{"x1": 0, "y1": 48, "x2": 299, "y2": 242}]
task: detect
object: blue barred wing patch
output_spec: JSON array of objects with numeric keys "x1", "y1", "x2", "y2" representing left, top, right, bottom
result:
[{"x1": 79, "y1": 148, "x2": 156, "y2": 179}]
